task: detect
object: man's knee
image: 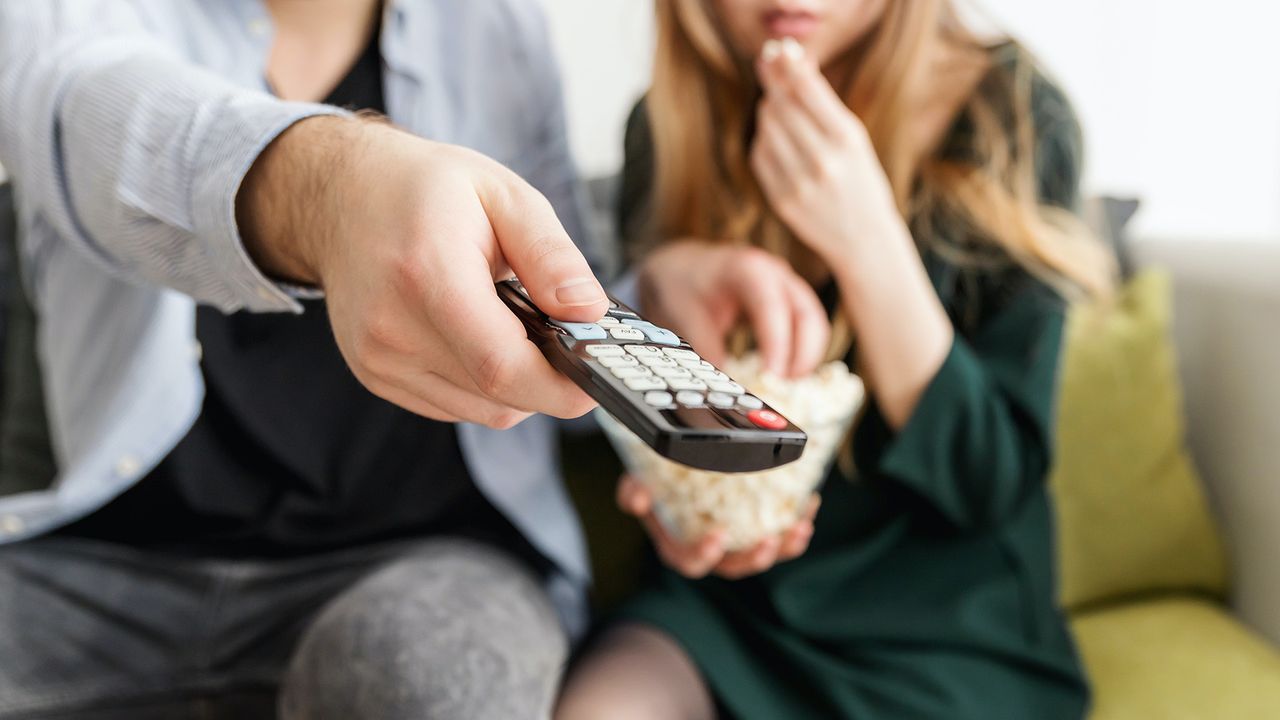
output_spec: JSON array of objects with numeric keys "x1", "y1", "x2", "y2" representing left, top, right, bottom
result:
[{"x1": 280, "y1": 540, "x2": 567, "y2": 720}]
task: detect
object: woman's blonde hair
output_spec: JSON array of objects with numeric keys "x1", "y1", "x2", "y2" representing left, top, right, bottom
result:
[{"x1": 646, "y1": 0, "x2": 1114, "y2": 357}]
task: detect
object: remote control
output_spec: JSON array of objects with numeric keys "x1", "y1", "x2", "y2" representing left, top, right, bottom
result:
[{"x1": 496, "y1": 278, "x2": 806, "y2": 472}]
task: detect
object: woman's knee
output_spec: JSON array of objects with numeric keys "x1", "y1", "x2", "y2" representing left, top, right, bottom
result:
[
  {"x1": 556, "y1": 624, "x2": 715, "y2": 720},
  {"x1": 280, "y1": 540, "x2": 568, "y2": 720}
]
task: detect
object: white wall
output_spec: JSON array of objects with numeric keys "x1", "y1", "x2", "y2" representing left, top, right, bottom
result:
[{"x1": 543, "y1": 0, "x2": 1280, "y2": 241}]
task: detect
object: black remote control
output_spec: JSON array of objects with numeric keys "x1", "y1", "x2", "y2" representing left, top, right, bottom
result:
[{"x1": 496, "y1": 278, "x2": 806, "y2": 472}]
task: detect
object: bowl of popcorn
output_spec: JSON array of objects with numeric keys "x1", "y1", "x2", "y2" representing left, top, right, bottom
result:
[{"x1": 597, "y1": 354, "x2": 865, "y2": 550}]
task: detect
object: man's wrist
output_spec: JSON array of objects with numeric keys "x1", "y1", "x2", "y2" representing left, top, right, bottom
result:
[{"x1": 237, "y1": 114, "x2": 361, "y2": 287}]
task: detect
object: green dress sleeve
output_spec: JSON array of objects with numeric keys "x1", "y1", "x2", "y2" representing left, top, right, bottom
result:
[
  {"x1": 855, "y1": 287, "x2": 1066, "y2": 530},
  {"x1": 854, "y1": 56, "x2": 1083, "y2": 531}
]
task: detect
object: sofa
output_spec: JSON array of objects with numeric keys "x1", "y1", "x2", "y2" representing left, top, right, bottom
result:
[{"x1": 1064, "y1": 235, "x2": 1280, "y2": 718}]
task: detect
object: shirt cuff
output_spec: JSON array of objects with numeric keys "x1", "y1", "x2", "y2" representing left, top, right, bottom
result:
[
  {"x1": 190, "y1": 99, "x2": 351, "y2": 313},
  {"x1": 873, "y1": 337, "x2": 985, "y2": 507}
]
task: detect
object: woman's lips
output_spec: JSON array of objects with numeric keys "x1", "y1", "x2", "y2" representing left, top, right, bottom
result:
[{"x1": 763, "y1": 10, "x2": 819, "y2": 39}]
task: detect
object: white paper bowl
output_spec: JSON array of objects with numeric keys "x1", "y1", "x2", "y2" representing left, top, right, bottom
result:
[{"x1": 596, "y1": 356, "x2": 864, "y2": 550}]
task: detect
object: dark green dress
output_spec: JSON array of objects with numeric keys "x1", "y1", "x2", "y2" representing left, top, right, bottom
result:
[{"x1": 614, "y1": 51, "x2": 1090, "y2": 720}]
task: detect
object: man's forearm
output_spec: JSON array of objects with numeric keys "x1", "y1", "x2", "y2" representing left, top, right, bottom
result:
[{"x1": 238, "y1": 115, "x2": 367, "y2": 287}]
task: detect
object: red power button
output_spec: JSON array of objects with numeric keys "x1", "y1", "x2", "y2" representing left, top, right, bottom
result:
[{"x1": 746, "y1": 409, "x2": 787, "y2": 430}]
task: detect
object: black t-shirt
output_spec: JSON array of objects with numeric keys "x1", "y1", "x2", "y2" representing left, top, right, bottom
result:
[{"x1": 60, "y1": 28, "x2": 543, "y2": 565}]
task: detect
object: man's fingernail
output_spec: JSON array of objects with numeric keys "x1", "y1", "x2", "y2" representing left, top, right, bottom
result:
[
  {"x1": 761, "y1": 39, "x2": 781, "y2": 62},
  {"x1": 556, "y1": 278, "x2": 605, "y2": 307}
]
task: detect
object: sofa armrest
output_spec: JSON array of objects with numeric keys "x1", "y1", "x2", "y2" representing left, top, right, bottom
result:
[{"x1": 1133, "y1": 236, "x2": 1280, "y2": 647}]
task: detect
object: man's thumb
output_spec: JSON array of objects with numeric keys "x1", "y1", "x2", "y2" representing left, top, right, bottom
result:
[{"x1": 481, "y1": 178, "x2": 607, "y2": 322}]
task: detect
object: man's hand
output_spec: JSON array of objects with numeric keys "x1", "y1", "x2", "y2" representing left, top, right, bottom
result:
[
  {"x1": 617, "y1": 475, "x2": 819, "y2": 580},
  {"x1": 638, "y1": 240, "x2": 829, "y2": 378},
  {"x1": 238, "y1": 116, "x2": 609, "y2": 428}
]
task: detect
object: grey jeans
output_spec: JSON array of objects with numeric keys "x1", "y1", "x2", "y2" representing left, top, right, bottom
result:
[{"x1": 0, "y1": 536, "x2": 567, "y2": 719}]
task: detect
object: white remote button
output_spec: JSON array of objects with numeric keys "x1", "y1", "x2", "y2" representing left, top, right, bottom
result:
[
  {"x1": 624, "y1": 344, "x2": 665, "y2": 357},
  {"x1": 652, "y1": 366, "x2": 692, "y2": 378},
  {"x1": 638, "y1": 355, "x2": 679, "y2": 368},
  {"x1": 675, "y1": 390, "x2": 705, "y2": 407},
  {"x1": 707, "y1": 391, "x2": 736, "y2": 408},
  {"x1": 596, "y1": 315, "x2": 622, "y2": 326},
  {"x1": 707, "y1": 380, "x2": 745, "y2": 395},
  {"x1": 644, "y1": 390, "x2": 674, "y2": 407},
  {"x1": 611, "y1": 366, "x2": 651, "y2": 379},
  {"x1": 677, "y1": 359, "x2": 716, "y2": 371},
  {"x1": 666, "y1": 378, "x2": 708, "y2": 392},
  {"x1": 598, "y1": 355, "x2": 638, "y2": 368},
  {"x1": 662, "y1": 347, "x2": 700, "y2": 361},
  {"x1": 736, "y1": 394, "x2": 764, "y2": 410},
  {"x1": 584, "y1": 344, "x2": 624, "y2": 357},
  {"x1": 692, "y1": 369, "x2": 730, "y2": 383},
  {"x1": 625, "y1": 376, "x2": 668, "y2": 392},
  {"x1": 609, "y1": 326, "x2": 646, "y2": 341}
]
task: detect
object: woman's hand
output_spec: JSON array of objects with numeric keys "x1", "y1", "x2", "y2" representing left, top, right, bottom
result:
[
  {"x1": 617, "y1": 475, "x2": 819, "y2": 580},
  {"x1": 750, "y1": 39, "x2": 910, "y2": 268},
  {"x1": 638, "y1": 240, "x2": 829, "y2": 378},
  {"x1": 751, "y1": 40, "x2": 954, "y2": 429}
]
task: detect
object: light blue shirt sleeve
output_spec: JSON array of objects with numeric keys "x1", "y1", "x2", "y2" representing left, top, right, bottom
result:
[{"x1": 0, "y1": 0, "x2": 345, "y2": 313}]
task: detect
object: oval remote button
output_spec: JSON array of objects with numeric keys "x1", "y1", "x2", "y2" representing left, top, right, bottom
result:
[
  {"x1": 692, "y1": 369, "x2": 730, "y2": 382},
  {"x1": 596, "y1": 315, "x2": 622, "y2": 327},
  {"x1": 584, "y1": 344, "x2": 624, "y2": 357},
  {"x1": 675, "y1": 390, "x2": 705, "y2": 406},
  {"x1": 747, "y1": 409, "x2": 787, "y2": 430},
  {"x1": 662, "y1": 347, "x2": 700, "y2": 361},
  {"x1": 609, "y1": 326, "x2": 645, "y2": 341},
  {"x1": 636, "y1": 325, "x2": 680, "y2": 346},
  {"x1": 638, "y1": 355, "x2": 678, "y2": 368},
  {"x1": 707, "y1": 391, "x2": 736, "y2": 408},
  {"x1": 625, "y1": 376, "x2": 668, "y2": 391},
  {"x1": 736, "y1": 394, "x2": 764, "y2": 410},
  {"x1": 666, "y1": 378, "x2": 708, "y2": 392},
  {"x1": 611, "y1": 366, "x2": 651, "y2": 379},
  {"x1": 552, "y1": 321, "x2": 607, "y2": 340},
  {"x1": 652, "y1": 366, "x2": 692, "y2": 378},
  {"x1": 598, "y1": 355, "x2": 638, "y2": 368},
  {"x1": 677, "y1": 359, "x2": 715, "y2": 371},
  {"x1": 624, "y1": 344, "x2": 665, "y2": 356},
  {"x1": 707, "y1": 380, "x2": 744, "y2": 395},
  {"x1": 644, "y1": 391, "x2": 674, "y2": 407}
]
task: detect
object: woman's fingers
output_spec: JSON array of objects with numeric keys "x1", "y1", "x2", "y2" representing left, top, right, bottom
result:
[
  {"x1": 619, "y1": 475, "x2": 729, "y2": 578},
  {"x1": 784, "y1": 272, "x2": 831, "y2": 377},
  {"x1": 728, "y1": 253, "x2": 795, "y2": 376},
  {"x1": 755, "y1": 98, "x2": 810, "y2": 182},
  {"x1": 759, "y1": 39, "x2": 853, "y2": 141},
  {"x1": 759, "y1": 91, "x2": 828, "y2": 175},
  {"x1": 615, "y1": 475, "x2": 652, "y2": 516},
  {"x1": 714, "y1": 536, "x2": 782, "y2": 579},
  {"x1": 649, "y1": 514, "x2": 727, "y2": 579},
  {"x1": 777, "y1": 521, "x2": 815, "y2": 561}
]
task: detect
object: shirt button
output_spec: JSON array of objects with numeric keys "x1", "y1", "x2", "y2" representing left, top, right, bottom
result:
[
  {"x1": 248, "y1": 18, "x2": 271, "y2": 37},
  {"x1": 0, "y1": 514, "x2": 24, "y2": 536},
  {"x1": 190, "y1": 340, "x2": 203, "y2": 362},
  {"x1": 114, "y1": 455, "x2": 141, "y2": 479}
]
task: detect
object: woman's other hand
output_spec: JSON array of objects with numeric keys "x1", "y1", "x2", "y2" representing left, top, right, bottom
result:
[
  {"x1": 637, "y1": 240, "x2": 828, "y2": 378},
  {"x1": 616, "y1": 475, "x2": 819, "y2": 580},
  {"x1": 751, "y1": 39, "x2": 910, "y2": 268}
]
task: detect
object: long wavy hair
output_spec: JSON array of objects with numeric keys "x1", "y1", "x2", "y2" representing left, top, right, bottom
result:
[{"x1": 647, "y1": 0, "x2": 1115, "y2": 357}]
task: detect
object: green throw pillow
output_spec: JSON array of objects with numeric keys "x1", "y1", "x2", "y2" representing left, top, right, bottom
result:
[{"x1": 1051, "y1": 270, "x2": 1228, "y2": 610}]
